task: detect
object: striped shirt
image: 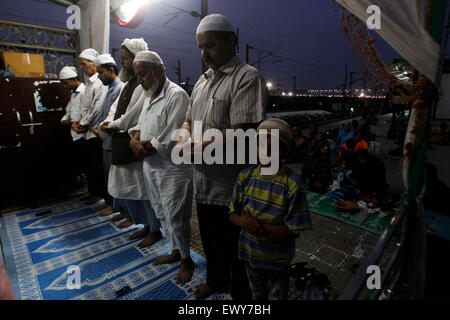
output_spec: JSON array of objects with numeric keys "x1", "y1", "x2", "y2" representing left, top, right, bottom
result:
[
  {"x1": 229, "y1": 164, "x2": 312, "y2": 270},
  {"x1": 186, "y1": 55, "x2": 268, "y2": 206},
  {"x1": 77, "y1": 73, "x2": 108, "y2": 140}
]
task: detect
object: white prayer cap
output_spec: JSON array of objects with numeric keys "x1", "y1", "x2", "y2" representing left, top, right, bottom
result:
[
  {"x1": 196, "y1": 14, "x2": 234, "y2": 35},
  {"x1": 257, "y1": 118, "x2": 293, "y2": 147},
  {"x1": 94, "y1": 54, "x2": 116, "y2": 67},
  {"x1": 121, "y1": 38, "x2": 149, "y2": 56},
  {"x1": 79, "y1": 48, "x2": 99, "y2": 61},
  {"x1": 59, "y1": 66, "x2": 77, "y2": 80},
  {"x1": 134, "y1": 51, "x2": 164, "y2": 66}
]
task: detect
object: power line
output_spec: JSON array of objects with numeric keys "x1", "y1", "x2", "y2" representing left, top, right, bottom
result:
[
  {"x1": 111, "y1": 28, "x2": 195, "y2": 45},
  {"x1": 110, "y1": 39, "x2": 199, "y2": 55},
  {"x1": 240, "y1": 32, "x2": 326, "y2": 65}
]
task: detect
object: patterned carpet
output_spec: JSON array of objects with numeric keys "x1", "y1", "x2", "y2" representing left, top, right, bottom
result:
[{"x1": 0, "y1": 199, "x2": 229, "y2": 300}]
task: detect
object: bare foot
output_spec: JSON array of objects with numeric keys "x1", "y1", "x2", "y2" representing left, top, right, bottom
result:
[
  {"x1": 84, "y1": 196, "x2": 102, "y2": 205},
  {"x1": 117, "y1": 218, "x2": 133, "y2": 229},
  {"x1": 110, "y1": 213, "x2": 126, "y2": 222},
  {"x1": 176, "y1": 257, "x2": 195, "y2": 284},
  {"x1": 98, "y1": 205, "x2": 114, "y2": 216},
  {"x1": 129, "y1": 226, "x2": 149, "y2": 240},
  {"x1": 154, "y1": 250, "x2": 181, "y2": 265},
  {"x1": 138, "y1": 231, "x2": 162, "y2": 248},
  {"x1": 94, "y1": 202, "x2": 109, "y2": 211},
  {"x1": 194, "y1": 284, "x2": 215, "y2": 299}
]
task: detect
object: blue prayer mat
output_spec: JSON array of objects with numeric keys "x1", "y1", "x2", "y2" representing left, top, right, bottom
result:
[{"x1": 0, "y1": 200, "x2": 229, "y2": 300}]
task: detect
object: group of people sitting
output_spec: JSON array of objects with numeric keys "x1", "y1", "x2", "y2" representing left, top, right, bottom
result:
[
  {"x1": 287, "y1": 118, "x2": 388, "y2": 207},
  {"x1": 56, "y1": 13, "x2": 313, "y2": 301}
]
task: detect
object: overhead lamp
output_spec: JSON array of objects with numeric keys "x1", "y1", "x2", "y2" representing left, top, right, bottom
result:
[{"x1": 111, "y1": 0, "x2": 158, "y2": 28}]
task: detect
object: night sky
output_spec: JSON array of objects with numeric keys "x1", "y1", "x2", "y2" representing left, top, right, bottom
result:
[{"x1": 0, "y1": 0, "x2": 403, "y2": 90}]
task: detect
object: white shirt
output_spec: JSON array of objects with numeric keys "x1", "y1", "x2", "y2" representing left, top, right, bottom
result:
[
  {"x1": 104, "y1": 84, "x2": 149, "y2": 200},
  {"x1": 60, "y1": 83, "x2": 86, "y2": 141},
  {"x1": 77, "y1": 73, "x2": 108, "y2": 140},
  {"x1": 132, "y1": 78, "x2": 190, "y2": 160},
  {"x1": 102, "y1": 84, "x2": 146, "y2": 132}
]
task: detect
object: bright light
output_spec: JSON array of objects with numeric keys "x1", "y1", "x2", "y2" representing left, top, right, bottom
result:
[
  {"x1": 288, "y1": 92, "x2": 293, "y2": 96},
  {"x1": 117, "y1": 0, "x2": 157, "y2": 23},
  {"x1": 267, "y1": 82, "x2": 272, "y2": 88},
  {"x1": 359, "y1": 92, "x2": 364, "y2": 97},
  {"x1": 351, "y1": 107, "x2": 355, "y2": 112},
  {"x1": 282, "y1": 92, "x2": 286, "y2": 96}
]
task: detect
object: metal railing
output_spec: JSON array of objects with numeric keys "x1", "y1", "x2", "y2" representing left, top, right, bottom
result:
[{"x1": 0, "y1": 19, "x2": 79, "y2": 75}]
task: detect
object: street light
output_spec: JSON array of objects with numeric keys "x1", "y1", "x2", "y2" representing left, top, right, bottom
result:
[{"x1": 267, "y1": 82, "x2": 272, "y2": 89}]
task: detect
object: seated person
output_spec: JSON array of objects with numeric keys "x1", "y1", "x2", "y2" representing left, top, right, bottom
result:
[
  {"x1": 354, "y1": 131, "x2": 369, "y2": 152},
  {"x1": 339, "y1": 138, "x2": 357, "y2": 161},
  {"x1": 352, "y1": 149, "x2": 387, "y2": 197},
  {"x1": 286, "y1": 128, "x2": 309, "y2": 164},
  {"x1": 302, "y1": 132, "x2": 332, "y2": 194},
  {"x1": 330, "y1": 158, "x2": 353, "y2": 191},
  {"x1": 336, "y1": 123, "x2": 354, "y2": 152}
]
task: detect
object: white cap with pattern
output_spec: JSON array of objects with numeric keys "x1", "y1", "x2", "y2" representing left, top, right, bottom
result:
[
  {"x1": 59, "y1": 66, "x2": 77, "y2": 80},
  {"x1": 94, "y1": 54, "x2": 116, "y2": 67},
  {"x1": 79, "y1": 48, "x2": 99, "y2": 61},
  {"x1": 196, "y1": 14, "x2": 234, "y2": 35}
]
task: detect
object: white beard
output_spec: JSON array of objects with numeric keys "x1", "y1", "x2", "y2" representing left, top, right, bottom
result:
[
  {"x1": 118, "y1": 68, "x2": 129, "y2": 82},
  {"x1": 144, "y1": 80, "x2": 160, "y2": 98}
]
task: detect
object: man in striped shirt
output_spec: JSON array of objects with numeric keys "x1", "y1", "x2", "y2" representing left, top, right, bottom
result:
[
  {"x1": 179, "y1": 14, "x2": 268, "y2": 299},
  {"x1": 229, "y1": 118, "x2": 312, "y2": 300}
]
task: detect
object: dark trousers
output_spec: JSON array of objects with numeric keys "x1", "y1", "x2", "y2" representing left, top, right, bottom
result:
[
  {"x1": 85, "y1": 137, "x2": 107, "y2": 201},
  {"x1": 72, "y1": 139, "x2": 87, "y2": 177},
  {"x1": 196, "y1": 203, "x2": 252, "y2": 300},
  {"x1": 102, "y1": 149, "x2": 113, "y2": 205}
]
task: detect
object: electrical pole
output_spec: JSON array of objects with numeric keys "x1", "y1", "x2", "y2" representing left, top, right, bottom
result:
[
  {"x1": 236, "y1": 27, "x2": 239, "y2": 55},
  {"x1": 246, "y1": 45, "x2": 252, "y2": 64},
  {"x1": 293, "y1": 76, "x2": 296, "y2": 94},
  {"x1": 344, "y1": 61, "x2": 348, "y2": 97},
  {"x1": 175, "y1": 59, "x2": 181, "y2": 84},
  {"x1": 258, "y1": 51, "x2": 261, "y2": 71}
]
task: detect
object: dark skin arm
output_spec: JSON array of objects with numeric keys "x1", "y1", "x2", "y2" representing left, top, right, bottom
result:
[
  {"x1": 99, "y1": 121, "x2": 119, "y2": 134},
  {"x1": 91, "y1": 127, "x2": 100, "y2": 137},
  {"x1": 61, "y1": 119, "x2": 72, "y2": 127},
  {"x1": 229, "y1": 209, "x2": 295, "y2": 238},
  {"x1": 129, "y1": 131, "x2": 153, "y2": 158}
]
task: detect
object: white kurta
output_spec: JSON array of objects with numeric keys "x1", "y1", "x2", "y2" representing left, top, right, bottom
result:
[
  {"x1": 136, "y1": 78, "x2": 192, "y2": 258},
  {"x1": 60, "y1": 83, "x2": 86, "y2": 141},
  {"x1": 78, "y1": 73, "x2": 108, "y2": 140},
  {"x1": 100, "y1": 84, "x2": 149, "y2": 200}
]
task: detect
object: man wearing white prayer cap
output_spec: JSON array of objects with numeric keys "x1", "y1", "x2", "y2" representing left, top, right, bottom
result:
[
  {"x1": 59, "y1": 66, "x2": 86, "y2": 180},
  {"x1": 73, "y1": 48, "x2": 109, "y2": 207},
  {"x1": 178, "y1": 13, "x2": 268, "y2": 300},
  {"x1": 128, "y1": 50, "x2": 195, "y2": 284},
  {"x1": 98, "y1": 39, "x2": 162, "y2": 248},
  {"x1": 82, "y1": 53, "x2": 125, "y2": 216},
  {"x1": 117, "y1": 38, "x2": 148, "y2": 82}
]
